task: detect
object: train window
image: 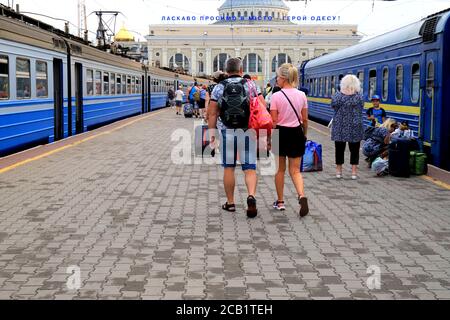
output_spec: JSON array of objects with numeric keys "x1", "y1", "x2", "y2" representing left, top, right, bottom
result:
[
  {"x1": 127, "y1": 76, "x2": 131, "y2": 94},
  {"x1": 426, "y1": 61, "x2": 434, "y2": 98},
  {"x1": 319, "y1": 78, "x2": 324, "y2": 97},
  {"x1": 36, "y1": 61, "x2": 48, "y2": 98},
  {"x1": 110, "y1": 73, "x2": 115, "y2": 95},
  {"x1": 395, "y1": 65, "x2": 403, "y2": 102},
  {"x1": 411, "y1": 63, "x2": 420, "y2": 103},
  {"x1": 132, "y1": 77, "x2": 136, "y2": 94},
  {"x1": 382, "y1": 67, "x2": 389, "y2": 101},
  {"x1": 95, "y1": 71, "x2": 102, "y2": 95},
  {"x1": 314, "y1": 78, "x2": 318, "y2": 96},
  {"x1": 16, "y1": 58, "x2": 31, "y2": 99},
  {"x1": 122, "y1": 75, "x2": 126, "y2": 94},
  {"x1": 325, "y1": 77, "x2": 330, "y2": 97},
  {"x1": 357, "y1": 71, "x2": 364, "y2": 94},
  {"x1": 86, "y1": 69, "x2": 94, "y2": 96},
  {"x1": 103, "y1": 73, "x2": 109, "y2": 95},
  {"x1": 368, "y1": 69, "x2": 377, "y2": 100},
  {"x1": 116, "y1": 74, "x2": 121, "y2": 95},
  {"x1": 331, "y1": 76, "x2": 336, "y2": 95},
  {"x1": 136, "y1": 78, "x2": 141, "y2": 94},
  {"x1": 0, "y1": 55, "x2": 9, "y2": 100},
  {"x1": 337, "y1": 74, "x2": 344, "y2": 92}
]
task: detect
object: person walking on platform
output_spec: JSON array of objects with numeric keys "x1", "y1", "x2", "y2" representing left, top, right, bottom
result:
[
  {"x1": 167, "y1": 87, "x2": 175, "y2": 108},
  {"x1": 270, "y1": 63, "x2": 309, "y2": 218},
  {"x1": 199, "y1": 85, "x2": 207, "y2": 120},
  {"x1": 188, "y1": 83, "x2": 199, "y2": 118},
  {"x1": 244, "y1": 74, "x2": 266, "y2": 108},
  {"x1": 206, "y1": 71, "x2": 227, "y2": 122},
  {"x1": 264, "y1": 82, "x2": 272, "y2": 99},
  {"x1": 175, "y1": 86, "x2": 184, "y2": 116},
  {"x1": 331, "y1": 75, "x2": 365, "y2": 180},
  {"x1": 208, "y1": 58, "x2": 260, "y2": 219}
]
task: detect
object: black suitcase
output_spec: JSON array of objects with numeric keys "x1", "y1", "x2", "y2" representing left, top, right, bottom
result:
[{"x1": 389, "y1": 139, "x2": 411, "y2": 178}]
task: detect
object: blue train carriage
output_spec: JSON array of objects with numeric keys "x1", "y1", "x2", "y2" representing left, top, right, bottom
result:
[
  {"x1": 70, "y1": 41, "x2": 146, "y2": 132},
  {"x1": 148, "y1": 66, "x2": 181, "y2": 110},
  {"x1": 1, "y1": 12, "x2": 65, "y2": 155},
  {"x1": 300, "y1": 9, "x2": 450, "y2": 171},
  {"x1": 0, "y1": 10, "x2": 149, "y2": 155}
]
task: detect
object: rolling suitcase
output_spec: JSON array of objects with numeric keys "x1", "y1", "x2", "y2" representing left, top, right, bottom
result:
[
  {"x1": 195, "y1": 125, "x2": 213, "y2": 158},
  {"x1": 389, "y1": 139, "x2": 411, "y2": 177},
  {"x1": 184, "y1": 104, "x2": 194, "y2": 118}
]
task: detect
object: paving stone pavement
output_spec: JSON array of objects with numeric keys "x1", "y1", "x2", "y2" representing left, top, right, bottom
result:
[{"x1": 0, "y1": 108, "x2": 450, "y2": 300}]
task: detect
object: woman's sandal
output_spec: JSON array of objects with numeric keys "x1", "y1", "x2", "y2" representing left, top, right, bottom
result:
[
  {"x1": 222, "y1": 203, "x2": 236, "y2": 212},
  {"x1": 299, "y1": 196, "x2": 310, "y2": 218}
]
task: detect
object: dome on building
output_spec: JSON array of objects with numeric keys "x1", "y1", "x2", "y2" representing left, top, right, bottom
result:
[
  {"x1": 219, "y1": 0, "x2": 289, "y2": 10},
  {"x1": 115, "y1": 25, "x2": 135, "y2": 42},
  {"x1": 217, "y1": 0, "x2": 291, "y2": 25}
]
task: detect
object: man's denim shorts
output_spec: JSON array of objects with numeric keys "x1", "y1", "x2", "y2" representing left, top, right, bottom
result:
[{"x1": 220, "y1": 129, "x2": 257, "y2": 171}]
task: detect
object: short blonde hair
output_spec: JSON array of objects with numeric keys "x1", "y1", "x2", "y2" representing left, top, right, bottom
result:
[
  {"x1": 340, "y1": 74, "x2": 362, "y2": 95},
  {"x1": 277, "y1": 63, "x2": 299, "y2": 88},
  {"x1": 380, "y1": 118, "x2": 397, "y2": 130}
]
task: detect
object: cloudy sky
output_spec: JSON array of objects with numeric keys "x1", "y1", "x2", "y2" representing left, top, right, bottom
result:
[{"x1": 2, "y1": 0, "x2": 449, "y2": 42}]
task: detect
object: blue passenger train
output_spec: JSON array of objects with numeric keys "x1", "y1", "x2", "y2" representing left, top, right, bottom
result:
[
  {"x1": 0, "y1": 5, "x2": 204, "y2": 156},
  {"x1": 299, "y1": 9, "x2": 450, "y2": 171}
]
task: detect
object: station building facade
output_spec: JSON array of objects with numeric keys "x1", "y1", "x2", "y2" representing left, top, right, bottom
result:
[{"x1": 145, "y1": 0, "x2": 363, "y2": 86}]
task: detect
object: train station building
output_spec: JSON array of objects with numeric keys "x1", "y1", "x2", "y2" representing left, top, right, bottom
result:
[{"x1": 145, "y1": 0, "x2": 362, "y2": 86}]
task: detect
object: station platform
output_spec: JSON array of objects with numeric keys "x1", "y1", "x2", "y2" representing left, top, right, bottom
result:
[{"x1": 0, "y1": 108, "x2": 450, "y2": 300}]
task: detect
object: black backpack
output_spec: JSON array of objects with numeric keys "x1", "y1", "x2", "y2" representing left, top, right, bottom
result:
[{"x1": 219, "y1": 79, "x2": 250, "y2": 129}]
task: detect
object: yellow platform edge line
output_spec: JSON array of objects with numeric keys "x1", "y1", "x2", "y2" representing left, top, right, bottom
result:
[
  {"x1": 0, "y1": 110, "x2": 166, "y2": 175},
  {"x1": 421, "y1": 176, "x2": 450, "y2": 191}
]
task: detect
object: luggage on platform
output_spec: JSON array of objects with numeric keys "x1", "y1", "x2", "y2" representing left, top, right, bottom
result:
[
  {"x1": 410, "y1": 151, "x2": 428, "y2": 176},
  {"x1": 184, "y1": 104, "x2": 194, "y2": 118},
  {"x1": 389, "y1": 139, "x2": 411, "y2": 178},
  {"x1": 301, "y1": 141, "x2": 323, "y2": 172}
]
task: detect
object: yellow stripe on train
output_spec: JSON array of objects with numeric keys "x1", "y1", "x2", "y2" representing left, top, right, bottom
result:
[{"x1": 307, "y1": 97, "x2": 420, "y2": 116}]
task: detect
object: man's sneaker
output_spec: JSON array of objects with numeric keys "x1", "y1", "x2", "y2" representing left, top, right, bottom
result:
[
  {"x1": 247, "y1": 196, "x2": 258, "y2": 219},
  {"x1": 273, "y1": 201, "x2": 286, "y2": 211}
]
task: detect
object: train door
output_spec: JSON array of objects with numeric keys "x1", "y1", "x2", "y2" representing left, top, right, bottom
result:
[
  {"x1": 420, "y1": 51, "x2": 438, "y2": 151},
  {"x1": 75, "y1": 63, "x2": 84, "y2": 134},
  {"x1": 53, "y1": 58, "x2": 64, "y2": 141},
  {"x1": 147, "y1": 75, "x2": 151, "y2": 112},
  {"x1": 142, "y1": 75, "x2": 145, "y2": 114}
]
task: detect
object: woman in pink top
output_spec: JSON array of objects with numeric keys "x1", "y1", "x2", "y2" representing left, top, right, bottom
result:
[{"x1": 270, "y1": 63, "x2": 309, "y2": 218}]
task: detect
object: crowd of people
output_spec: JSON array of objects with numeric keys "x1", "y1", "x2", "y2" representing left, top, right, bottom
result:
[{"x1": 165, "y1": 59, "x2": 418, "y2": 219}]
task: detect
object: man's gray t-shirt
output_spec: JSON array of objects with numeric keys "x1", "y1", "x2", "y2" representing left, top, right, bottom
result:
[{"x1": 211, "y1": 76, "x2": 262, "y2": 130}]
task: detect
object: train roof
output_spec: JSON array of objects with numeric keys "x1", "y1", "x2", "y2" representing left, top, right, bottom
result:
[
  {"x1": 305, "y1": 8, "x2": 450, "y2": 70},
  {"x1": 0, "y1": 5, "x2": 209, "y2": 82},
  {"x1": 0, "y1": 6, "x2": 143, "y2": 72}
]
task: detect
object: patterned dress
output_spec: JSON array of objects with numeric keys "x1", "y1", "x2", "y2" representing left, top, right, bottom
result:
[
  {"x1": 363, "y1": 127, "x2": 389, "y2": 158},
  {"x1": 331, "y1": 92, "x2": 364, "y2": 143}
]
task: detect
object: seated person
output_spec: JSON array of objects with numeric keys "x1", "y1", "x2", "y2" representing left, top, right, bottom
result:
[
  {"x1": 363, "y1": 118, "x2": 398, "y2": 162},
  {"x1": 391, "y1": 120, "x2": 414, "y2": 139}
]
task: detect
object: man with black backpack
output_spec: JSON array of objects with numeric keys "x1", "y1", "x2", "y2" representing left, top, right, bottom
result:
[{"x1": 208, "y1": 58, "x2": 263, "y2": 219}]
